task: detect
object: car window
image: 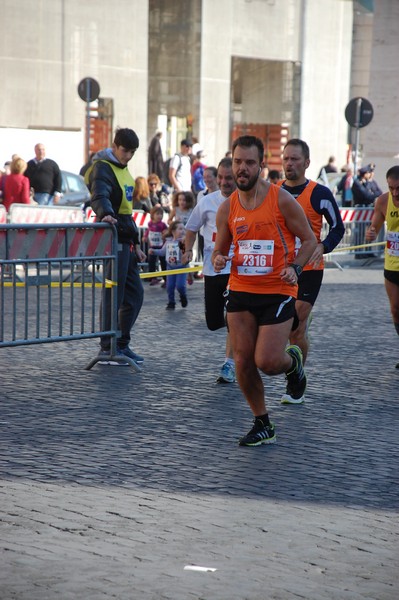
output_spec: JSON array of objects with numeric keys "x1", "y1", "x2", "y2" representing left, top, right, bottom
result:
[{"x1": 64, "y1": 172, "x2": 87, "y2": 193}]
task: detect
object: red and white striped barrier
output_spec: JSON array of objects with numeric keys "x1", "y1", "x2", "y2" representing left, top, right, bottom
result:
[
  {"x1": 339, "y1": 208, "x2": 374, "y2": 223},
  {"x1": 85, "y1": 208, "x2": 159, "y2": 228},
  {"x1": 0, "y1": 225, "x2": 113, "y2": 260},
  {"x1": 8, "y1": 204, "x2": 84, "y2": 225},
  {"x1": 133, "y1": 211, "x2": 151, "y2": 228}
]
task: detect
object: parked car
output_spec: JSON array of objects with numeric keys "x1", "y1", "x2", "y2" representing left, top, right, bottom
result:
[{"x1": 58, "y1": 170, "x2": 90, "y2": 207}]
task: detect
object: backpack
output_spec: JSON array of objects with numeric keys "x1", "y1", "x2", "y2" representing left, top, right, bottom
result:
[
  {"x1": 192, "y1": 164, "x2": 205, "y2": 193},
  {"x1": 163, "y1": 154, "x2": 181, "y2": 187}
]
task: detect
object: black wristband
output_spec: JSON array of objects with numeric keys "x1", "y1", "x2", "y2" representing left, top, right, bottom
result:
[{"x1": 288, "y1": 263, "x2": 303, "y2": 277}]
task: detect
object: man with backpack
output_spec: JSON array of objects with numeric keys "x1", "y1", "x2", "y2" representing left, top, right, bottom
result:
[{"x1": 168, "y1": 139, "x2": 192, "y2": 192}]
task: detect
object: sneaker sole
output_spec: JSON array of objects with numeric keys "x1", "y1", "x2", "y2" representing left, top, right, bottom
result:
[
  {"x1": 239, "y1": 436, "x2": 276, "y2": 447},
  {"x1": 216, "y1": 376, "x2": 235, "y2": 384},
  {"x1": 281, "y1": 394, "x2": 305, "y2": 404}
]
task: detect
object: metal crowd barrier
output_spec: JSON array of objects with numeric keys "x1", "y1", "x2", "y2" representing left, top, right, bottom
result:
[
  {"x1": 0, "y1": 222, "x2": 140, "y2": 371},
  {"x1": 323, "y1": 206, "x2": 385, "y2": 265}
]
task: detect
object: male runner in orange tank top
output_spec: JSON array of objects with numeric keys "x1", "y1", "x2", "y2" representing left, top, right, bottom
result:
[
  {"x1": 212, "y1": 136, "x2": 317, "y2": 447},
  {"x1": 279, "y1": 139, "x2": 344, "y2": 403}
]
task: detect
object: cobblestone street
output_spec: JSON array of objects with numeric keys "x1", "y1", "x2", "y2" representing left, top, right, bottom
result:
[{"x1": 1, "y1": 263, "x2": 398, "y2": 600}]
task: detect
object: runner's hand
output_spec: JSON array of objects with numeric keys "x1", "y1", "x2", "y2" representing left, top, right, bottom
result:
[{"x1": 213, "y1": 254, "x2": 231, "y2": 272}]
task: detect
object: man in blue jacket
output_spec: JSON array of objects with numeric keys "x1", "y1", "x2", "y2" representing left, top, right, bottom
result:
[{"x1": 89, "y1": 127, "x2": 146, "y2": 366}]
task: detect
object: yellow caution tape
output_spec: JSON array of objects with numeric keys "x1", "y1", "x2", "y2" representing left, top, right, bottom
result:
[
  {"x1": 331, "y1": 241, "x2": 385, "y2": 253},
  {"x1": 139, "y1": 265, "x2": 203, "y2": 279}
]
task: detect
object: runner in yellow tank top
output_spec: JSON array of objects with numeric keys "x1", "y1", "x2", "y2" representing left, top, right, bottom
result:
[
  {"x1": 212, "y1": 135, "x2": 317, "y2": 447},
  {"x1": 366, "y1": 165, "x2": 399, "y2": 368}
]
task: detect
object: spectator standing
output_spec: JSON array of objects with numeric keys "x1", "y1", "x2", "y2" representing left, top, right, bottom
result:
[
  {"x1": 150, "y1": 221, "x2": 188, "y2": 310},
  {"x1": 191, "y1": 151, "x2": 207, "y2": 196},
  {"x1": 352, "y1": 164, "x2": 380, "y2": 206},
  {"x1": 147, "y1": 173, "x2": 171, "y2": 213},
  {"x1": 191, "y1": 137, "x2": 202, "y2": 159},
  {"x1": 88, "y1": 127, "x2": 146, "y2": 365},
  {"x1": 1, "y1": 161, "x2": 11, "y2": 202},
  {"x1": 318, "y1": 155, "x2": 338, "y2": 178},
  {"x1": 352, "y1": 164, "x2": 381, "y2": 258},
  {"x1": 168, "y1": 191, "x2": 194, "y2": 226},
  {"x1": 212, "y1": 135, "x2": 317, "y2": 446},
  {"x1": 0, "y1": 161, "x2": 12, "y2": 197},
  {"x1": 25, "y1": 143, "x2": 62, "y2": 205},
  {"x1": 369, "y1": 164, "x2": 383, "y2": 197},
  {"x1": 365, "y1": 165, "x2": 399, "y2": 368},
  {"x1": 194, "y1": 165, "x2": 219, "y2": 266},
  {"x1": 147, "y1": 132, "x2": 164, "y2": 180},
  {"x1": 2, "y1": 157, "x2": 30, "y2": 211},
  {"x1": 143, "y1": 205, "x2": 168, "y2": 286},
  {"x1": 133, "y1": 176, "x2": 152, "y2": 212},
  {"x1": 336, "y1": 165, "x2": 354, "y2": 207},
  {"x1": 197, "y1": 166, "x2": 218, "y2": 203},
  {"x1": 183, "y1": 157, "x2": 236, "y2": 383},
  {"x1": 169, "y1": 139, "x2": 192, "y2": 192},
  {"x1": 278, "y1": 139, "x2": 344, "y2": 403}
]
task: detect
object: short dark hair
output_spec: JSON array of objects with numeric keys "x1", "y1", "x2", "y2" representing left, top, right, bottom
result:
[
  {"x1": 268, "y1": 169, "x2": 281, "y2": 180},
  {"x1": 217, "y1": 158, "x2": 232, "y2": 171},
  {"x1": 204, "y1": 166, "x2": 218, "y2": 177},
  {"x1": 232, "y1": 136, "x2": 264, "y2": 163},
  {"x1": 284, "y1": 138, "x2": 310, "y2": 160},
  {"x1": 386, "y1": 165, "x2": 399, "y2": 179},
  {"x1": 113, "y1": 127, "x2": 139, "y2": 150}
]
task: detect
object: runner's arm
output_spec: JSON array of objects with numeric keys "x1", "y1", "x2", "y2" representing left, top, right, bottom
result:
[
  {"x1": 212, "y1": 199, "x2": 232, "y2": 272},
  {"x1": 312, "y1": 186, "x2": 345, "y2": 253},
  {"x1": 365, "y1": 193, "x2": 387, "y2": 241},
  {"x1": 182, "y1": 229, "x2": 197, "y2": 264}
]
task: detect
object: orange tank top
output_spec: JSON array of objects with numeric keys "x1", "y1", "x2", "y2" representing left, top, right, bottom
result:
[
  {"x1": 278, "y1": 179, "x2": 323, "y2": 271},
  {"x1": 227, "y1": 184, "x2": 297, "y2": 296}
]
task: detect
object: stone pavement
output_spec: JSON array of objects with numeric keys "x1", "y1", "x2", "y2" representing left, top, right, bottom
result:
[{"x1": 0, "y1": 260, "x2": 398, "y2": 600}]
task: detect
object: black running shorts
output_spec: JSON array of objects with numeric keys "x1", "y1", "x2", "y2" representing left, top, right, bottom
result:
[
  {"x1": 204, "y1": 273, "x2": 230, "y2": 331},
  {"x1": 296, "y1": 269, "x2": 324, "y2": 305},
  {"x1": 384, "y1": 269, "x2": 399, "y2": 286},
  {"x1": 225, "y1": 290, "x2": 295, "y2": 326}
]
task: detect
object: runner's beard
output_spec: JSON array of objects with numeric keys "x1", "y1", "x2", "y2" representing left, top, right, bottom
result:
[{"x1": 235, "y1": 172, "x2": 259, "y2": 192}]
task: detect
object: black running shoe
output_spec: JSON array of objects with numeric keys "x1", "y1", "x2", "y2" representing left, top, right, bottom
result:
[
  {"x1": 239, "y1": 418, "x2": 276, "y2": 447},
  {"x1": 180, "y1": 294, "x2": 188, "y2": 308},
  {"x1": 166, "y1": 302, "x2": 175, "y2": 310},
  {"x1": 281, "y1": 345, "x2": 306, "y2": 404}
]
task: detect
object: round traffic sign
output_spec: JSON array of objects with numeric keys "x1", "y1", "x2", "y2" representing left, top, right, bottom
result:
[
  {"x1": 345, "y1": 97, "x2": 373, "y2": 128},
  {"x1": 78, "y1": 77, "x2": 100, "y2": 103}
]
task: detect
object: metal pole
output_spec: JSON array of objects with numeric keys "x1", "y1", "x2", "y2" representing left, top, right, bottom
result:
[
  {"x1": 354, "y1": 126, "x2": 360, "y2": 172},
  {"x1": 353, "y1": 98, "x2": 362, "y2": 171},
  {"x1": 86, "y1": 79, "x2": 91, "y2": 163}
]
